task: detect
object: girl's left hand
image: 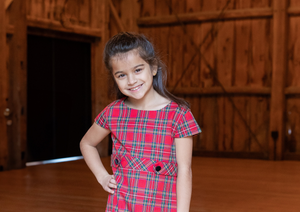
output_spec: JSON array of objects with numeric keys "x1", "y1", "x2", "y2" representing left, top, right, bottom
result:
[{"x1": 99, "y1": 174, "x2": 117, "y2": 194}]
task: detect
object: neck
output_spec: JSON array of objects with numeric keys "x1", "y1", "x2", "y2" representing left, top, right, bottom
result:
[
  {"x1": 125, "y1": 88, "x2": 171, "y2": 111},
  {"x1": 126, "y1": 88, "x2": 158, "y2": 110}
]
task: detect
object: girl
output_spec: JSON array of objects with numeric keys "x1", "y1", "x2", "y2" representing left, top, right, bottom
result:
[{"x1": 80, "y1": 32, "x2": 201, "y2": 212}]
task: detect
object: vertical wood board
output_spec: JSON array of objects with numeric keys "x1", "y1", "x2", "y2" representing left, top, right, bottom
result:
[
  {"x1": 27, "y1": 0, "x2": 102, "y2": 30},
  {"x1": 269, "y1": 0, "x2": 287, "y2": 160},
  {"x1": 0, "y1": 0, "x2": 9, "y2": 170},
  {"x1": 285, "y1": 98, "x2": 300, "y2": 153},
  {"x1": 7, "y1": 0, "x2": 28, "y2": 169}
]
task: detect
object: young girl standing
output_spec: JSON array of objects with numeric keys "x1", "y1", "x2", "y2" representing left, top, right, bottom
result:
[{"x1": 80, "y1": 32, "x2": 201, "y2": 212}]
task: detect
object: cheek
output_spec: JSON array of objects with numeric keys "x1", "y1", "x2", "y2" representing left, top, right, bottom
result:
[
  {"x1": 148, "y1": 73, "x2": 154, "y2": 83},
  {"x1": 114, "y1": 79, "x2": 126, "y2": 90}
]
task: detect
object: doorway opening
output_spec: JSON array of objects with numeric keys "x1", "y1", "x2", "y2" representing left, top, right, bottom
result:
[{"x1": 27, "y1": 35, "x2": 91, "y2": 162}]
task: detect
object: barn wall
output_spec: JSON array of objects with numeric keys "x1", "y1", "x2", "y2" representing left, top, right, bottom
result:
[
  {"x1": 25, "y1": 0, "x2": 111, "y2": 160},
  {"x1": 1, "y1": 0, "x2": 27, "y2": 170},
  {"x1": 0, "y1": 0, "x2": 8, "y2": 171},
  {"x1": 139, "y1": 0, "x2": 272, "y2": 159},
  {"x1": 1, "y1": 0, "x2": 110, "y2": 170},
  {"x1": 1, "y1": 0, "x2": 300, "y2": 171},
  {"x1": 110, "y1": 0, "x2": 300, "y2": 160},
  {"x1": 286, "y1": 0, "x2": 300, "y2": 159}
]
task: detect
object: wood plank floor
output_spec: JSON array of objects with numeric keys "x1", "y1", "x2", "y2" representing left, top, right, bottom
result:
[{"x1": 0, "y1": 157, "x2": 300, "y2": 212}]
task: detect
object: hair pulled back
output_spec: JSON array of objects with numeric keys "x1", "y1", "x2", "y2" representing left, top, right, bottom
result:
[{"x1": 103, "y1": 32, "x2": 189, "y2": 108}]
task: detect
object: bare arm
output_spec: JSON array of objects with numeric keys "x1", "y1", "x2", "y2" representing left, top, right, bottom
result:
[
  {"x1": 80, "y1": 122, "x2": 117, "y2": 194},
  {"x1": 175, "y1": 136, "x2": 193, "y2": 212}
]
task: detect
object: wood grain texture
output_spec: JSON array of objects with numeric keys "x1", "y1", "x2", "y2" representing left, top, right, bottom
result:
[
  {"x1": 289, "y1": 0, "x2": 300, "y2": 8},
  {"x1": 5, "y1": 0, "x2": 13, "y2": 10},
  {"x1": 26, "y1": 0, "x2": 103, "y2": 35},
  {"x1": 0, "y1": 0, "x2": 9, "y2": 170},
  {"x1": 7, "y1": 0, "x2": 27, "y2": 170},
  {"x1": 92, "y1": 0, "x2": 110, "y2": 157},
  {"x1": 109, "y1": 0, "x2": 121, "y2": 36},
  {"x1": 109, "y1": 0, "x2": 125, "y2": 32},
  {"x1": 137, "y1": 8, "x2": 273, "y2": 26},
  {"x1": 285, "y1": 98, "x2": 300, "y2": 154},
  {"x1": 249, "y1": 0, "x2": 271, "y2": 154},
  {"x1": 1, "y1": 157, "x2": 300, "y2": 211},
  {"x1": 26, "y1": 16, "x2": 102, "y2": 37},
  {"x1": 269, "y1": 0, "x2": 288, "y2": 160},
  {"x1": 286, "y1": 13, "x2": 300, "y2": 155},
  {"x1": 3, "y1": 0, "x2": 300, "y2": 161},
  {"x1": 120, "y1": 0, "x2": 140, "y2": 32}
]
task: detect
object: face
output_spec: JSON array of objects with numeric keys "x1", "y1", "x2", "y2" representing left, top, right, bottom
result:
[{"x1": 111, "y1": 50, "x2": 157, "y2": 102}]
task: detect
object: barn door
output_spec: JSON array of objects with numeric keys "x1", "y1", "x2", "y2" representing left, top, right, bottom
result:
[{"x1": 27, "y1": 35, "x2": 91, "y2": 162}]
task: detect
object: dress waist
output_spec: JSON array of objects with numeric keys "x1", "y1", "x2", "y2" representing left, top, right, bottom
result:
[{"x1": 111, "y1": 154, "x2": 178, "y2": 177}]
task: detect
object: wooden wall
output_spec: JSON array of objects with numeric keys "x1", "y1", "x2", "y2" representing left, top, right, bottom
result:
[
  {"x1": 286, "y1": 0, "x2": 300, "y2": 160},
  {"x1": 137, "y1": 0, "x2": 273, "y2": 160},
  {"x1": 1, "y1": 0, "x2": 110, "y2": 171},
  {"x1": 2, "y1": 0, "x2": 300, "y2": 170},
  {"x1": 110, "y1": 0, "x2": 300, "y2": 160}
]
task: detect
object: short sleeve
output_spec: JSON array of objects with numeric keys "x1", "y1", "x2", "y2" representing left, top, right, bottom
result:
[
  {"x1": 94, "y1": 106, "x2": 110, "y2": 130},
  {"x1": 174, "y1": 110, "x2": 201, "y2": 138}
]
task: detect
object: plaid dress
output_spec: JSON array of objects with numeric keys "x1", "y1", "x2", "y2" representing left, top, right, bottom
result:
[{"x1": 95, "y1": 98, "x2": 201, "y2": 212}]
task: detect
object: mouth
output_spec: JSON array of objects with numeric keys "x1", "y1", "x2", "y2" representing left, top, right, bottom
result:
[{"x1": 128, "y1": 84, "x2": 143, "y2": 91}]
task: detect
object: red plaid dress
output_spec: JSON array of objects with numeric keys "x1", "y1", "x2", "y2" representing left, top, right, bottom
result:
[{"x1": 95, "y1": 98, "x2": 201, "y2": 212}]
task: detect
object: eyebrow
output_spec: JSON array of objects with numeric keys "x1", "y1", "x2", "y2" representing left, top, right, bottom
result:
[{"x1": 114, "y1": 64, "x2": 144, "y2": 76}]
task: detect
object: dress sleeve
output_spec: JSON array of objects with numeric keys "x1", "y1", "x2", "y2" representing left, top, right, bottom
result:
[
  {"x1": 174, "y1": 109, "x2": 201, "y2": 138},
  {"x1": 94, "y1": 106, "x2": 110, "y2": 130}
]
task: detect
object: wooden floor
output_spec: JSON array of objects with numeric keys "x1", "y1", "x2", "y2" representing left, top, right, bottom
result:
[{"x1": 1, "y1": 157, "x2": 300, "y2": 212}]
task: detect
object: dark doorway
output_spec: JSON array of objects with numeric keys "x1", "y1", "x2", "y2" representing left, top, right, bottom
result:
[{"x1": 27, "y1": 35, "x2": 91, "y2": 162}]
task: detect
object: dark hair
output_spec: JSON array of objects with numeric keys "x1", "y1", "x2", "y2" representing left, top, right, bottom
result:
[{"x1": 103, "y1": 32, "x2": 189, "y2": 108}]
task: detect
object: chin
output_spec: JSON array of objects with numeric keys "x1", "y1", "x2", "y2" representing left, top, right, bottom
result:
[
  {"x1": 127, "y1": 92, "x2": 147, "y2": 100},
  {"x1": 128, "y1": 95, "x2": 144, "y2": 100}
]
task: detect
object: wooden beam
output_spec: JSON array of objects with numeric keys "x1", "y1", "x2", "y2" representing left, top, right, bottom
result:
[
  {"x1": 193, "y1": 151, "x2": 268, "y2": 160},
  {"x1": 287, "y1": 7, "x2": 300, "y2": 16},
  {"x1": 6, "y1": 24, "x2": 14, "y2": 34},
  {"x1": 269, "y1": 0, "x2": 288, "y2": 160},
  {"x1": 283, "y1": 153, "x2": 300, "y2": 160},
  {"x1": 27, "y1": 27, "x2": 96, "y2": 43},
  {"x1": 27, "y1": 16, "x2": 102, "y2": 38},
  {"x1": 8, "y1": 0, "x2": 27, "y2": 169},
  {"x1": 285, "y1": 86, "x2": 300, "y2": 95},
  {"x1": 0, "y1": 0, "x2": 9, "y2": 171},
  {"x1": 5, "y1": 0, "x2": 13, "y2": 10},
  {"x1": 92, "y1": 0, "x2": 111, "y2": 157},
  {"x1": 169, "y1": 86, "x2": 271, "y2": 95},
  {"x1": 137, "y1": 8, "x2": 273, "y2": 26},
  {"x1": 109, "y1": 0, "x2": 125, "y2": 32}
]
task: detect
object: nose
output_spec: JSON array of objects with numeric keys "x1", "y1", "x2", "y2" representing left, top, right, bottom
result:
[{"x1": 127, "y1": 74, "x2": 137, "y2": 85}]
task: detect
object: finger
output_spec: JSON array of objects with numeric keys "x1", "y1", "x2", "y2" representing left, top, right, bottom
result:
[
  {"x1": 106, "y1": 187, "x2": 115, "y2": 194},
  {"x1": 108, "y1": 182, "x2": 117, "y2": 189},
  {"x1": 110, "y1": 178, "x2": 117, "y2": 184}
]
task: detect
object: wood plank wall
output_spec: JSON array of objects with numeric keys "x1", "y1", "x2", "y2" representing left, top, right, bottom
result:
[
  {"x1": 0, "y1": 0, "x2": 8, "y2": 171},
  {"x1": 1, "y1": 0, "x2": 28, "y2": 170},
  {"x1": 25, "y1": 0, "x2": 111, "y2": 157},
  {"x1": 135, "y1": 0, "x2": 272, "y2": 159},
  {"x1": 286, "y1": 0, "x2": 300, "y2": 160},
  {"x1": 26, "y1": 0, "x2": 103, "y2": 37},
  {"x1": 2, "y1": 0, "x2": 300, "y2": 171},
  {"x1": 110, "y1": 0, "x2": 300, "y2": 160},
  {"x1": 1, "y1": 0, "x2": 110, "y2": 170}
]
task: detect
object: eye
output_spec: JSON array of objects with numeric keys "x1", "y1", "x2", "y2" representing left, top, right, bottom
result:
[
  {"x1": 117, "y1": 73, "x2": 126, "y2": 78},
  {"x1": 135, "y1": 68, "x2": 142, "y2": 73}
]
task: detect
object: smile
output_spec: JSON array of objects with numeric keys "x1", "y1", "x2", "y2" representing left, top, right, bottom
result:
[{"x1": 129, "y1": 84, "x2": 143, "y2": 91}]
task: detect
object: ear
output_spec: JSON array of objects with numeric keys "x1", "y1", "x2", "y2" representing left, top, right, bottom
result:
[
  {"x1": 152, "y1": 64, "x2": 158, "y2": 76},
  {"x1": 153, "y1": 69, "x2": 157, "y2": 76}
]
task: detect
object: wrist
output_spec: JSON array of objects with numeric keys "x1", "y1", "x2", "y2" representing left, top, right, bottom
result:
[{"x1": 96, "y1": 172, "x2": 110, "y2": 185}]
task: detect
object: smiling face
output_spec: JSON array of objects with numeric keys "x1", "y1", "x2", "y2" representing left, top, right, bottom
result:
[{"x1": 111, "y1": 49, "x2": 157, "y2": 104}]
